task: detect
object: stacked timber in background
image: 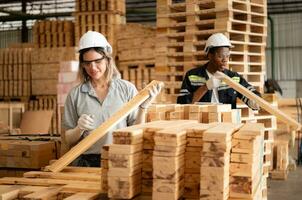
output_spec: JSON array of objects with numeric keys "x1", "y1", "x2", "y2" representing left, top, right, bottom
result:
[
  {"x1": 117, "y1": 24, "x2": 156, "y2": 90},
  {"x1": 32, "y1": 20, "x2": 75, "y2": 48},
  {"x1": 0, "y1": 48, "x2": 31, "y2": 99},
  {"x1": 270, "y1": 139, "x2": 289, "y2": 180},
  {"x1": 30, "y1": 47, "x2": 77, "y2": 135},
  {"x1": 74, "y1": 0, "x2": 126, "y2": 56},
  {"x1": 31, "y1": 47, "x2": 77, "y2": 96},
  {"x1": 156, "y1": 0, "x2": 267, "y2": 103},
  {"x1": 101, "y1": 144, "x2": 109, "y2": 193}
]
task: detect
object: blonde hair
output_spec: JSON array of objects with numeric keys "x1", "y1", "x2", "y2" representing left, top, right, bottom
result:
[{"x1": 78, "y1": 47, "x2": 120, "y2": 83}]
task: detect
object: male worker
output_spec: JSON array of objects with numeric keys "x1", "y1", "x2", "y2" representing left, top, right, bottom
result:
[{"x1": 177, "y1": 33, "x2": 260, "y2": 110}]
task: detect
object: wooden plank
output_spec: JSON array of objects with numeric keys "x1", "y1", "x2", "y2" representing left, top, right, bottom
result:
[
  {"x1": 23, "y1": 171, "x2": 101, "y2": 182},
  {"x1": 23, "y1": 186, "x2": 61, "y2": 199},
  {"x1": 0, "y1": 185, "x2": 20, "y2": 200},
  {"x1": 45, "y1": 80, "x2": 163, "y2": 172},
  {"x1": 63, "y1": 192, "x2": 99, "y2": 200},
  {"x1": 217, "y1": 71, "x2": 301, "y2": 130}
]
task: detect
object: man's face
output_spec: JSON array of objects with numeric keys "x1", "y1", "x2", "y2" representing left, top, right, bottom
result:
[{"x1": 208, "y1": 47, "x2": 230, "y2": 71}]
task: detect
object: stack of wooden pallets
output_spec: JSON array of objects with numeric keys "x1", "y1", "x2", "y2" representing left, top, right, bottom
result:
[
  {"x1": 117, "y1": 24, "x2": 156, "y2": 90},
  {"x1": 156, "y1": 0, "x2": 267, "y2": 102},
  {"x1": 32, "y1": 20, "x2": 75, "y2": 48},
  {"x1": 74, "y1": 0, "x2": 126, "y2": 55},
  {"x1": 0, "y1": 48, "x2": 31, "y2": 99}
]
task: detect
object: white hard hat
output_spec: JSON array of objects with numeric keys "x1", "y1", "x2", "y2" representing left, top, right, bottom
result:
[
  {"x1": 204, "y1": 33, "x2": 233, "y2": 55},
  {"x1": 78, "y1": 31, "x2": 112, "y2": 54}
]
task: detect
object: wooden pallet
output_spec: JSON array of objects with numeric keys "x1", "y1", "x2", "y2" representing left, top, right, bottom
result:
[
  {"x1": 156, "y1": 0, "x2": 267, "y2": 95},
  {"x1": 119, "y1": 62, "x2": 155, "y2": 91},
  {"x1": 75, "y1": 0, "x2": 126, "y2": 14}
]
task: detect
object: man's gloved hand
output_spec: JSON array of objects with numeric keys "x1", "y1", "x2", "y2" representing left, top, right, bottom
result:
[
  {"x1": 140, "y1": 84, "x2": 162, "y2": 109},
  {"x1": 206, "y1": 76, "x2": 221, "y2": 90},
  {"x1": 248, "y1": 100, "x2": 260, "y2": 110},
  {"x1": 77, "y1": 114, "x2": 94, "y2": 131}
]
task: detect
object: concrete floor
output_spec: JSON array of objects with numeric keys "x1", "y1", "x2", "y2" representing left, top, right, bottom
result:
[{"x1": 268, "y1": 166, "x2": 302, "y2": 200}]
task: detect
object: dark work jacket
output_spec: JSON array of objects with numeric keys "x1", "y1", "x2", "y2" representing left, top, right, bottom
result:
[{"x1": 177, "y1": 63, "x2": 261, "y2": 109}]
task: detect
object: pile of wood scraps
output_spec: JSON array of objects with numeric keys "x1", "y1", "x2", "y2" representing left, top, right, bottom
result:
[{"x1": 0, "y1": 167, "x2": 104, "y2": 199}]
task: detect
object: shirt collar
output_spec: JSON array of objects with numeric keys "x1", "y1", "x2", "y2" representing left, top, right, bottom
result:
[{"x1": 80, "y1": 76, "x2": 119, "y2": 93}]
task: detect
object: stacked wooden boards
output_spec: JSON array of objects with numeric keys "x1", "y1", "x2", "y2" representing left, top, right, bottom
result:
[
  {"x1": 0, "y1": 48, "x2": 31, "y2": 99},
  {"x1": 117, "y1": 24, "x2": 156, "y2": 90},
  {"x1": 74, "y1": 0, "x2": 126, "y2": 55},
  {"x1": 32, "y1": 20, "x2": 75, "y2": 48},
  {"x1": 156, "y1": 0, "x2": 267, "y2": 102},
  {"x1": 105, "y1": 120, "x2": 265, "y2": 200},
  {"x1": 0, "y1": 120, "x2": 266, "y2": 200}
]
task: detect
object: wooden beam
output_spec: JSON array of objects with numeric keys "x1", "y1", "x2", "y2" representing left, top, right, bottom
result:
[
  {"x1": 45, "y1": 80, "x2": 164, "y2": 172},
  {"x1": 217, "y1": 71, "x2": 301, "y2": 131}
]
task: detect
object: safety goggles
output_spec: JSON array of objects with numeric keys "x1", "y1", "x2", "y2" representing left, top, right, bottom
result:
[{"x1": 82, "y1": 56, "x2": 106, "y2": 68}]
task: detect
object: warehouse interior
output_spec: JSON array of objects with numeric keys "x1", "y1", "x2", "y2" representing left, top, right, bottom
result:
[{"x1": 0, "y1": 0, "x2": 302, "y2": 199}]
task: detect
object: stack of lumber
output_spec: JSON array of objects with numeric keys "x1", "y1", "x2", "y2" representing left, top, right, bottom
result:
[
  {"x1": 0, "y1": 139, "x2": 57, "y2": 169},
  {"x1": 108, "y1": 125, "x2": 144, "y2": 199},
  {"x1": 117, "y1": 24, "x2": 156, "y2": 90},
  {"x1": 74, "y1": 0, "x2": 126, "y2": 55},
  {"x1": 103, "y1": 120, "x2": 267, "y2": 199},
  {"x1": 0, "y1": 167, "x2": 104, "y2": 199},
  {"x1": 229, "y1": 123, "x2": 265, "y2": 200},
  {"x1": 0, "y1": 120, "x2": 267, "y2": 200},
  {"x1": 156, "y1": 0, "x2": 267, "y2": 102},
  {"x1": 31, "y1": 47, "x2": 78, "y2": 96},
  {"x1": 201, "y1": 123, "x2": 241, "y2": 200},
  {"x1": 0, "y1": 48, "x2": 31, "y2": 99},
  {"x1": 270, "y1": 139, "x2": 289, "y2": 180},
  {"x1": 27, "y1": 96, "x2": 60, "y2": 135},
  {"x1": 32, "y1": 20, "x2": 75, "y2": 48},
  {"x1": 101, "y1": 144, "x2": 109, "y2": 193},
  {"x1": 146, "y1": 103, "x2": 241, "y2": 124},
  {"x1": 184, "y1": 123, "x2": 212, "y2": 199}
]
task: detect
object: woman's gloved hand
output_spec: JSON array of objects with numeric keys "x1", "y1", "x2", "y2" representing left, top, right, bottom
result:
[
  {"x1": 140, "y1": 84, "x2": 162, "y2": 109},
  {"x1": 77, "y1": 114, "x2": 94, "y2": 131}
]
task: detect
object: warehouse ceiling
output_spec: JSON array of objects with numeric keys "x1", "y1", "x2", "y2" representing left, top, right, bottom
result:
[{"x1": 0, "y1": 0, "x2": 301, "y2": 30}]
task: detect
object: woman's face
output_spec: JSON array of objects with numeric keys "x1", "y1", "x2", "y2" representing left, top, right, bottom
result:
[{"x1": 82, "y1": 49, "x2": 107, "y2": 81}]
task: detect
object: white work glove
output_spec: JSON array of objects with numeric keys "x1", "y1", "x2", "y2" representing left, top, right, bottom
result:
[
  {"x1": 140, "y1": 84, "x2": 162, "y2": 109},
  {"x1": 206, "y1": 76, "x2": 221, "y2": 90},
  {"x1": 248, "y1": 100, "x2": 260, "y2": 110},
  {"x1": 77, "y1": 114, "x2": 94, "y2": 131}
]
